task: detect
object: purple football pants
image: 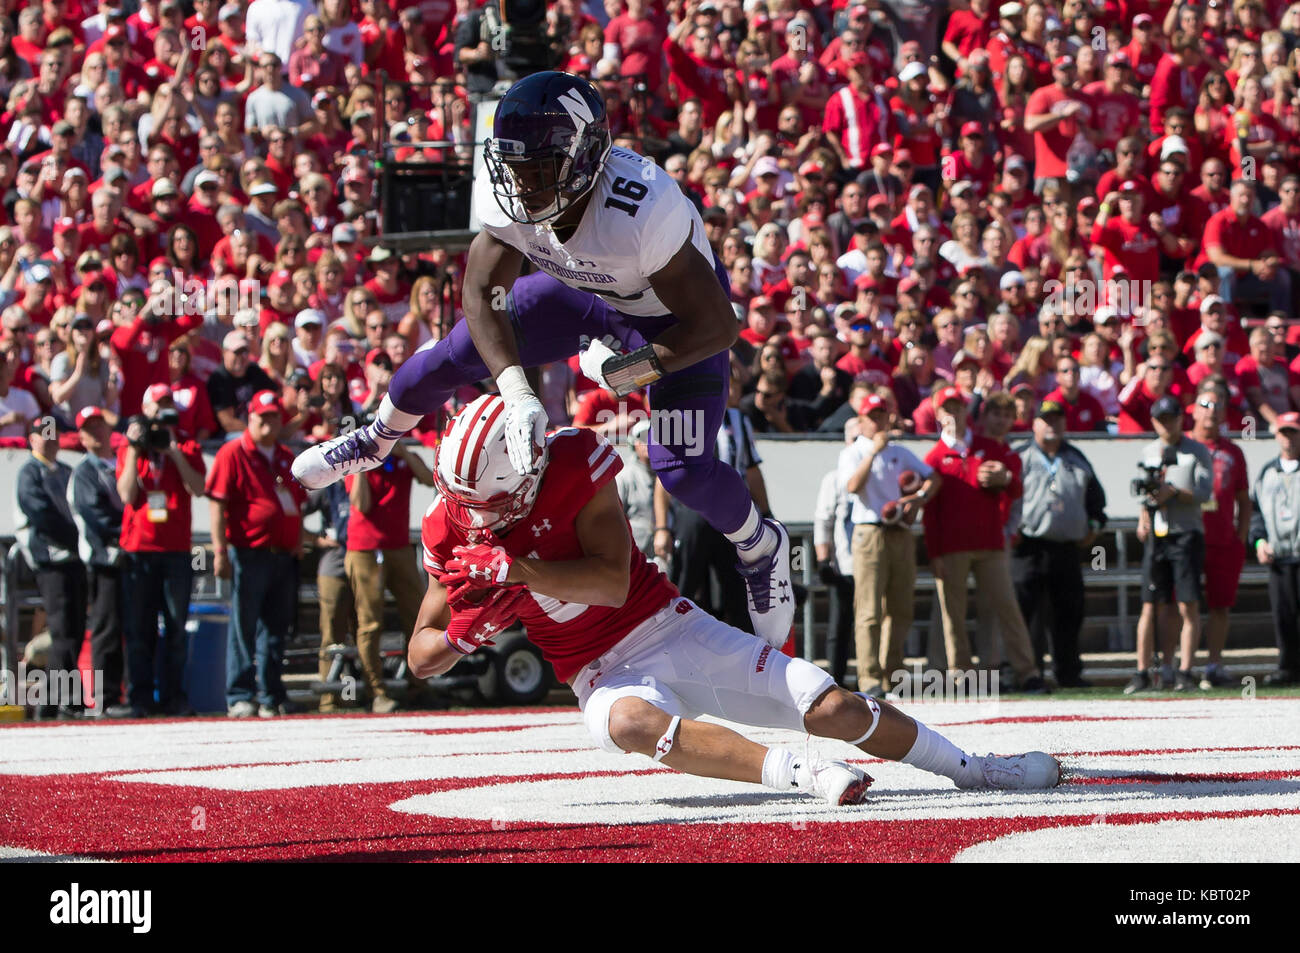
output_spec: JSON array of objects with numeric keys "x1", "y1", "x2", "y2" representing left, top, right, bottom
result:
[{"x1": 388, "y1": 263, "x2": 753, "y2": 535}]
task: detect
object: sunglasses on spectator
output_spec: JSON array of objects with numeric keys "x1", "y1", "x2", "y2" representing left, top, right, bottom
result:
[
  {"x1": 1197, "y1": 397, "x2": 1221, "y2": 409},
  {"x1": 1147, "y1": 364, "x2": 1172, "y2": 372},
  {"x1": 366, "y1": 322, "x2": 387, "y2": 331}
]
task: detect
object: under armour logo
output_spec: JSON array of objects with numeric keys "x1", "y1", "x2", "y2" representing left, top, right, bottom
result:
[
  {"x1": 532, "y1": 519, "x2": 552, "y2": 536},
  {"x1": 468, "y1": 566, "x2": 491, "y2": 580},
  {"x1": 480, "y1": 622, "x2": 497, "y2": 635},
  {"x1": 655, "y1": 736, "x2": 673, "y2": 756}
]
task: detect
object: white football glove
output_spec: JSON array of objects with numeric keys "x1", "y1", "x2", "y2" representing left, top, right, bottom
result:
[
  {"x1": 497, "y1": 366, "x2": 548, "y2": 475},
  {"x1": 578, "y1": 338, "x2": 618, "y2": 391}
]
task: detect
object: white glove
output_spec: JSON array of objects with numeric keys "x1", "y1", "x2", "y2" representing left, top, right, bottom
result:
[
  {"x1": 579, "y1": 338, "x2": 618, "y2": 390},
  {"x1": 497, "y1": 366, "x2": 548, "y2": 475}
]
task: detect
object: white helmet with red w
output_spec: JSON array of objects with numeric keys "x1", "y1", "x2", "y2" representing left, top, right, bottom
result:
[{"x1": 435, "y1": 394, "x2": 545, "y2": 536}]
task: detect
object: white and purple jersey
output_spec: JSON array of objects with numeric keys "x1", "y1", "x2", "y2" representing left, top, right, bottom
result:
[{"x1": 473, "y1": 147, "x2": 712, "y2": 317}]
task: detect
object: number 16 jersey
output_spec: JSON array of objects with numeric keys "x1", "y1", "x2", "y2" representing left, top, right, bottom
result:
[{"x1": 472, "y1": 146, "x2": 713, "y2": 318}]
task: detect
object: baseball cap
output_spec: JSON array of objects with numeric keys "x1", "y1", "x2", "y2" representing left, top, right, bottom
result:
[
  {"x1": 233, "y1": 309, "x2": 260, "y2": 328},
  {"x1": 332, "y1": 223, "x2": 357, "y2": 243},
  {"x1": 365, "y1": 347, "x2": 393, "y2": 369},
  {"x1": 248, "y1": 389, "x2": 283, "y2": 418},
  {"x1": 897, "y1": 274, "x2": 921, "y2": 294},
  {"x1": 870, "y1": 142, "x2": 893, "y2": 158},
  {"x1": 951, "y1": 350, "x2": 977, "y2": 370},
  {"x1": 1134, "y1": 12, "x2": 1154, "y2": 25},
  {"x1": 194, "y1": 169, "x2": 220, "y2": 188},
  {"x1": 867, "y1": 193, "x2": 890, "y2": 211},
  {"x1": 1108, "y1": 51, "x2": 1131, "y2": 68},
  {"x1": 1151, "y1": 395, "x2": 1183, "y2": 420},
  {"x1": 933, "y1": 385, "x2": 968, "y2": 409},
  {"x1": 749, "y1": 294, "x2": 774, "y2": 310},
  {"x1": 222, "y1": 330, "x2": 251, "y2": 352},
  {"x1": 269, "y1": 268, "x2": 294, "y2": 289},
  {"x1": 854, "y1": 274, "x2": 879, "y2": 292},
  {"x1": 1095, "y1": 306, "x2": 1120, "y2": 325},
  {"x1": 1119, "y1": 179, "x2": 1142, "y2": 193},
  {"x1": 753, "y1": 156, "x2": 781, "y2": 178},
  {"x1": 899, "y1": 61, "x2": 926, "y2": 84},
  {"x1": 151, "y1": 178, "x2": 178, "y2": 198},
  {"x1": 1200, "y1": 294, "x2": 1226, "y2": 313},
  {"x1": 856, "y1": 392, "x2": 887, "y2": 415},
  {"x1": 1005, "y1": 154, "x2": 1028, "y2": 172},
  {"x1": 1195, "y1": 330, "x2": 1225, "y2": 349},
  {"x1": 75, "y1": 406, "x2": 106, "y2": 429},
  {"x1": 1160, "y1": 135, "x2": 1190, "y2": 158},
  {"x1": 960, "y1": 121, "x2": 984, "y2": 139},
  {"x1": 367, "y1": 246, "x2": 395, "y2": 264},
  {"x1": 1054, "y1": 55, "x2": 1075, "y2": 69},
  {"x1": 219, "y1": 2, "x2": 241, "y2": 20},
  {"x1": 1036, "y1": 399, "x2": 1066, "y2": 419},
  {"x1": 54, "y1": 217, "x2": 77, "y2": 236},
  {"x1": 70, "y1": 313, "x2": 95, "y2": 331},
  {"x1": 798, "y1": 160, "x2": 824, "y2": 177},
  {"x1": 28, "y1": 263, "x2": 51, "y2": 284},
  {"x1": 1000, "y1": 270, "x2": 1026, "y2": 290},
  {"x1": 249, "y1": 180, "x2": 278, "y2": 197},
  {"x1": 104, "y1": 23, "x2": 126, "y2": 41},
  {"x1": 295, "y1": 309, "x2": 325, "y2": 329},
  {"x1": 1275, "y1": 411, "x2": 1300, "y2": 432},
  {"x1": 893, "y1": 148, "x2": 913, "y2": 165},
  {"x1": 999, "y1": 1, "x2": 1024, "y2": 16},
  {"x1": 950, "y1": 180, "x2": 974, "y2": 197},
  {"x1": 144, "y1": 382, "x2": 173, "y2": 405}
]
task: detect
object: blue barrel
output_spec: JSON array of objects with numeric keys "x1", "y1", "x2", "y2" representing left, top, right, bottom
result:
[{"x1": 184, "y1": 604, "x2": 229, "y2": 714}]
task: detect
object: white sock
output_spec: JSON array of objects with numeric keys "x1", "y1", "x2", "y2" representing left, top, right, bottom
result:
[
  {"x1": 902, "y1": 720, "x2": 982, "y2": 786},
  {"x1": 761, "y1": 747, "x2": 796, "y2": 790},
  {"x1": 728, "y1": 505, "x2": 775, "y2": 562},
  {"x1": 373, "y1": 394, "x2": 421, "y2": 448}
]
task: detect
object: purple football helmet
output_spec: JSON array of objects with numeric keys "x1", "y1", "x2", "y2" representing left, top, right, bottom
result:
[{"x1": 486, "y1": 71, "x2": 612, "y2": 225}]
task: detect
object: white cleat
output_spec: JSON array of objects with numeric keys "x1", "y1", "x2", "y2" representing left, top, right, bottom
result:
[
  {"x1": 793, "y1": 758, "x2": 873, "y2": 805},
  {"x1": 736, "y1": 519, "x2": 796, "y2": 648},
  {"x1": 958, "y1": 751, "x2": 1063, "y2": 790},
  {"x1": 292, "y1": 426, "x2": 392, "y2": 490}
]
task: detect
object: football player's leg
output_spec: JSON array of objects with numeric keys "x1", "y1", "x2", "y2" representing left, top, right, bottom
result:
[
  {"x1": 293, "y1": 273, "x2": 604, "y2": 489},
  {"x1": 647, "y1": 352, "x2": 793, "y2": 647}
]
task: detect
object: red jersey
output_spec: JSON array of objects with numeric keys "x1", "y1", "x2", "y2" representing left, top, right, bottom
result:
[
  {"x1": 1198, "y1": 207, "x2": 1277, "y2": 271},
  {"x1": 420, "y1": 428, "x2": 677, "y2": 683},
  {"x1": 1025, "y1": 83, "x2": 1090, "y2": 180},
  {"x1": 205, "y1": 432, "x2": 305, "y2": 551},
  {"x1": 922, "y1": 433, "x2": 1022, "y2": 557},
  {"x1": 1042, "y1": 387, "x2": 1107, "y2": 432},
  {"x1": 346, "y1": 456, "x2": 416, "y2": 551},
  {"x1": 1083, "y1": 83, "x2": 1142, "y2": 151},
  {"x1": 169, "y1": 373, "x2": 217, "y2": 439},
  {"x1": 1091, "y1": 215, "x2": 1161, "y2": 281},
  {"x1": 1233, "y1": 355, "x2": 1297, "y2": 411},
  {"x1": 1193, "y1": 435, "x2": 1248, "y2": 546},
  {"x1": 116, "y1": 439, "x2": 206, "y2": 553}
]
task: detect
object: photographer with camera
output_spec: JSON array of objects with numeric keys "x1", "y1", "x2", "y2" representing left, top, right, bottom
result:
[
  {"x1": 1126, "y1": 394, "x2": 1214, "y2": 694},
  {"x1": 115, "y1": 384, "x2": 207, "y2": 716}
]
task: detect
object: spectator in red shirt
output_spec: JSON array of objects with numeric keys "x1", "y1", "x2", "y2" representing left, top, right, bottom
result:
[
  {"x1": 1025, "y1": 55, "x2": 1090, "y2": 183},
  {"x1": 1148, "y1": 32, "x2": 1209, "y2": 134},
  {"x1": 1202, "y1": 179, "x2": 1290, "y2": 312},
  {"x1": 1188, "y1": 380, "x2": 1251, "y2": 689},
  {"x1": 115, "y1": 386, "x2": 207, "y2": 716},
  {"x1": 344, "y1": 441, "x2": 436, "y2": 713},
  {"x1": 1042, "y1": 354, "x2": 1107, "y2": 432},
  {"x1": 207, "y1": 390, "x2": 307, "y2": 718},
  {"x1": 1262, "y1": 174, "x2": 1300, "y2": 281},
  {"x1": 1090, "y1": 180, "x2": 1167, "y2": 283},
  {"x1": 922, "y1": 388, "x2": 1047, "y2": 691},
  {"x1": 942, "y1": 0, "x2": 995, "y2": 74},
  {"x1": 1118, "y1": 354, "x2": 1179, "y2": 433},
  {"x1": 823, "y1": 53, "x2": 894, "y2": 173},
  {"x1": 1235, "y1": 326, "x2": 1300, "y2": 427}
]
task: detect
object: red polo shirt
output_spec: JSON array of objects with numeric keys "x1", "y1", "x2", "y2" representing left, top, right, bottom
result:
[
  {"x1": 205, "y1": 432, "x2": 305, "y2": 551},
  {"x1": 1199, "y1": 207, "x2": 1276, "y2": 271},
  {"x1": 923, "y1": 433, "x2": 1022, "y2": 557},
  {"x1": 345, "y1": 457, "x2": 415, "y2": 552},
  {"x1": 117, "y1": 439, "x2": 205, "y2": 553}
]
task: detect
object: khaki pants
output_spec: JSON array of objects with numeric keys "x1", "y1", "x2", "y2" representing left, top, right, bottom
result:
[
  {"x1": 851, "y1": 523, "x2": 915, "y2": 691},
  {"x1": 317, "y1": 574, "x2": 355, "y2": 712},
  {"x1": 345, "y1": 547, "x2": 426, "y2": 700},
  {"x1": 934, "y1": 548, "x2": 1039, "y2": 681}
]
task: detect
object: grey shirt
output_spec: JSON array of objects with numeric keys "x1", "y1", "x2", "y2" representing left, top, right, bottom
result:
[
  {"x1": 244, "y1": 84, "x2": 312, "y2": 135},
  {"x1": 1014, "y1": 440, "x2": 1107, "y2": 543},
  {"x1": 1140, "y1": 435, "x2": 1214, "y2": 535}
]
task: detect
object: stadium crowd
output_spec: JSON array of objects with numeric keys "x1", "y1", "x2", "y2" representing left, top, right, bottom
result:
[{"x1": 7, "y1": 0, "x2": 1300, "y2": 717}]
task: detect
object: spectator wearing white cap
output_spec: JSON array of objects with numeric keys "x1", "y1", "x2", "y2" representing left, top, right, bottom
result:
[{"x1": 292, "y1": 309, "x2": 326, "y2": 368}]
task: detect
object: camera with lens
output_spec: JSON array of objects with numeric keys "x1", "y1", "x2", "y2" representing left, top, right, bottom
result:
[
  {"x1": 127, "y1": 409, "x2": 180, "y2": 452},
  {"x1": 1131, "y1": 446, "x2": 1179, "y2": 506}
]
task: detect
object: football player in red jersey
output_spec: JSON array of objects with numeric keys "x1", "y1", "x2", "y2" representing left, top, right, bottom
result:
[{"x1": 407, "y1": 396, "x2": 1063, "y2": 805}]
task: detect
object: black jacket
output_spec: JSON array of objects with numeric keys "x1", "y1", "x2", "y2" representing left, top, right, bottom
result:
[
  {"x1": 68, "y1": 453, "x2": 124, "y2": 569},
  {"x1": 14, "y1": 455, "x2": 80, "y2": 568}
]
